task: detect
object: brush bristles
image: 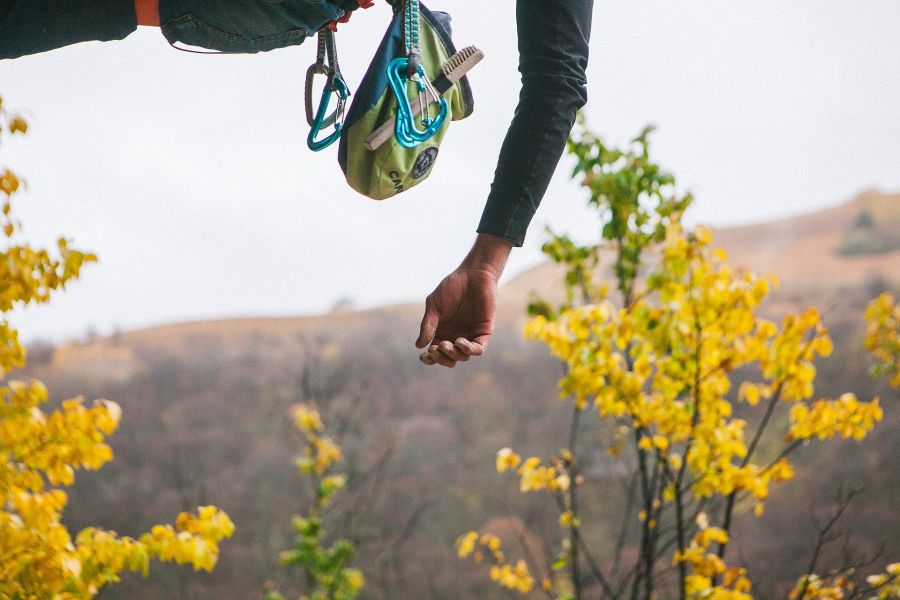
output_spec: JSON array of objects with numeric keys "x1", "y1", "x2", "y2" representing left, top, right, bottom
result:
[{"x1": 441, "y1": 46, "x2": 483, "y2": 78}]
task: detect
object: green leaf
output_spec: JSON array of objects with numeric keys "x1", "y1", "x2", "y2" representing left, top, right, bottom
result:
[{"x1": 551, "y1": 554, "x2": 568, "y2": 571}]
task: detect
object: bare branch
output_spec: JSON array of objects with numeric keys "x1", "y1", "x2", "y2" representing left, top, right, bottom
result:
[{"x1": 795, "y1": 487, "x2": 860, "y2": 600}]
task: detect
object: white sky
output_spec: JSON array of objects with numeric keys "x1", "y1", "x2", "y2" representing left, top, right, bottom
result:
[{"x1": 2, "y1": 0, "x2": 899, "y2": 342}]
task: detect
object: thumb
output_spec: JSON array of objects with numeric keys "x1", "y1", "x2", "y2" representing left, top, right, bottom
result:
[{"x1": 416, "y1": 296, "x2": 439, "y2": 348}]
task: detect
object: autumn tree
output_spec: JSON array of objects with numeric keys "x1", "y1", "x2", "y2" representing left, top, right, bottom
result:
[
  {"x1": 265, "y1": 403, "x2": 365, "y2": 600},
  {"x1": 0, "y1": 96, "x2": 234, "y2": 598},
  {"x1": 458, "y1": 119, "x2": 899, "y2": 599}
]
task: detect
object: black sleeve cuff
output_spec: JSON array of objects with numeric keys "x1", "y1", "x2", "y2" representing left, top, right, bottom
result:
[{"x1": 477, "y1": 194, "x2": 529, "y2": 247}]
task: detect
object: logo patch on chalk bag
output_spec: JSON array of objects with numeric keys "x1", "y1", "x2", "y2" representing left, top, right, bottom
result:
[{"x1": 412, "y1": 147, "x2": 439, "y2": 179}]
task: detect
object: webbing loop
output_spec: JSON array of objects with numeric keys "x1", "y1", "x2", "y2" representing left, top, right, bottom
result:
[{"x1": 402, "y1": 0, "x2": 421, "y2": 76}]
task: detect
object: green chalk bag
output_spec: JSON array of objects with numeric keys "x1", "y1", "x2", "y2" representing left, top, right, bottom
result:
[{"x1": 337, "y1": 0, "x2": 474, "y2": 200}]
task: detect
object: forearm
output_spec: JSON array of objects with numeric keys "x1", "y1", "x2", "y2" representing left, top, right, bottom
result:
[{"x1": 477, "y1": 0, "x2": 593, "y2": 247}]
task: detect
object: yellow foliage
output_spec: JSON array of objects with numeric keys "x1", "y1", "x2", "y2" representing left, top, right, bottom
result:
[
  {"x1": 865, "y1": 292, "x2": 900, "y2": 388},
  {"x1": 0, "y1": 101, "x2": 233, "y2": 598},
  {"x1": 291, "y1": 403, "x2": 324, "y2": 433},
  {"x1": 464, "y1": 123, "x2": 896, "y2": 599},
  {"x1": 558, "y1": 510, "x2": 581, "y2": 528},
  {"x1": 524, "y1": 224, "x2": 880, "y2": 512},
  {"x1": 491, "y1": 559, "x2": 535, "y2": 594},
  {"x1": 671, "y1": 514, "x2": 752, "y2": 598},
  {"x1": 496, "y1": 447, "x2": 521, "y2": 473},
  {"x1": 508, "y1": 223, "x2": 886, "y2": 596},
  {"x1": 788, "y1": 393, "x2": 883, "y2": 441},
  {"x1": 293, "y1": 405, "x2": 343, "y2": 477},
  {"x1": 514, "y1": 455, "x2": 569, "y2": 493},
  {"x1": 457, "y1": 532, "x2": 534, "y2": 595},
  {"x1": 456, "y1": 531, "x2": 479, "y2": 559}
]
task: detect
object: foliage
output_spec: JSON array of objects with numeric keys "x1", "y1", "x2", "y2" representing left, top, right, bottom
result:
[
  {"x1": 457, "y1": 530, "x2": 538, "y2": 594},
  {"x1": 458, "y1": 120, "x2": 896, "y2": 599},
  {"x1": 265, "y1": 404, "x2": 364, "y2": 600},
  {"x1": 0, "y1": 96, "x2": 233, "y2": 599},
  {"x1": 864, "y1": 293, "x2": 899, "y2": 387},
  {"x1": 559, "y1": 116, "x2": 692, "y2": 305}
]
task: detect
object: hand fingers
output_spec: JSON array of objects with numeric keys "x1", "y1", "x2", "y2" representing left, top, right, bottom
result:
[
  {"x1": 454, "y1": 337, "x2": 485, "y2": 357},
  {"x1": 427, "y1": 345, "x2": 457, "y2": 368},
  {"x1": 416, "y1": 296, "x2": 439, "y2": 349},
  {"x1": 437, "y1": 340, "x2": 469, "y2": 362},
  {"x1": 419, "y1": 339, "x2": 487, "y2": 367},
  {"x1": 472, "y1": 334, "x2": 492, "y2": 353}
]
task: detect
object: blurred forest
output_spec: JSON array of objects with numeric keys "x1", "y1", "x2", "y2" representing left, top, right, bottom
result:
[{"x1": 22, "y1": 190, "x2": 900, "y2": 599}]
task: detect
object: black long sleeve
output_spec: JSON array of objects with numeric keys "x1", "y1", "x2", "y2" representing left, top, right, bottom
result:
[
  {"x1": 476, "y1": 0, "x2": 593, "y2": 247},
  {"x1": 0, "y1": 0, "x2": 136, "y2": 60}
]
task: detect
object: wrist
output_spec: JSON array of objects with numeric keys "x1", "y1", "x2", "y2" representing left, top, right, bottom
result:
[
  {"x1": 460, "y1": 233, "x2": 513, "y2": 279},
  {"x1": 135, "y1": 0, "x2": 160, "y2": 26}
]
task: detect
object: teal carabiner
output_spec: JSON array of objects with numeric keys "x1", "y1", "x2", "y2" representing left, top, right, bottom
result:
[
  {"x1": 386, "y1": 57, "x2": 448, "y2": 149},
  {"x1": 307, "y1": 72, "x2": 349, "y2": 152}
]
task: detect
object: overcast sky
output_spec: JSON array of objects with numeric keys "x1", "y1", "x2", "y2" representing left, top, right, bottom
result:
[{"x1": 2, "y1": 0, "x2": 899, "y2": 342}]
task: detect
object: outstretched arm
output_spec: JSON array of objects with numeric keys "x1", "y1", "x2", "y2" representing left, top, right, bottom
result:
[{"x1": 417, "y1": 0, "x2": 593, "y2": 367}]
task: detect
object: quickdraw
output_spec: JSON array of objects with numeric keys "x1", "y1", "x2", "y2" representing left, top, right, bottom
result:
[
  {"x1": 387, "y1": 0, "x2": 448, "y2": 149},
  {"x1": 305, "y1": 28, "x2": 350, "y2": 152}
]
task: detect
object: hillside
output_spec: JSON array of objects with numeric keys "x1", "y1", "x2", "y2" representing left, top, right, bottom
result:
[
  {"x1": 47, "y1": 189, "x2": 898, "y2": 364},
  {"x1": 24, "y1": 191, "x2": 900, "y2": 600},
  {"x1": 502, "y1": 189, "x2": 900, "y2": 315}
]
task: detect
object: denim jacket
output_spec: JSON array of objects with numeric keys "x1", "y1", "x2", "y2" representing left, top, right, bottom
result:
[{"x1": 158, "y1": 0, "x2": 350, "y2": 53}]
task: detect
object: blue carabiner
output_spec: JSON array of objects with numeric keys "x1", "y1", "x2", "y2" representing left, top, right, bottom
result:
[
  {"x1": 307, "y1": 73, "x2": 350, "y2": 152},
  {"x1": 386, "y1": 57, "x2": 448, "y2": 149}
]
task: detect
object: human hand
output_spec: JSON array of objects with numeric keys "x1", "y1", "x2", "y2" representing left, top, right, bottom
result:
[
  {"x1": 417, "y1": 234, "x2": 512, "y2": 368},
  {"x1": 325, "y1": 0, "x2": 374, "y2": 32}
]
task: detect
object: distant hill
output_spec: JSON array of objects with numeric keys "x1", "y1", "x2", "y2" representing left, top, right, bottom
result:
[
  {"x1": 501, "y1": 189, "x2": 900, "y2": 316},
  {"x1": 55, "y1": 190, "x2": 899, "y2": 369},
  {"x1": 27, "y1": 191, "x2": 899, "y2": 600}
]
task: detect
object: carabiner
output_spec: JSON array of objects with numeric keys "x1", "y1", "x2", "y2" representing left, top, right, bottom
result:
[
  {"x1": 305, "y1": 61, "x2": 344, "y2": 130},
  {"x1": 307, "y1": 73, "x2": 349, "y2": 152},
  {"x1": 386, "y1": 57, "x2": 448, "y2": 149}
]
